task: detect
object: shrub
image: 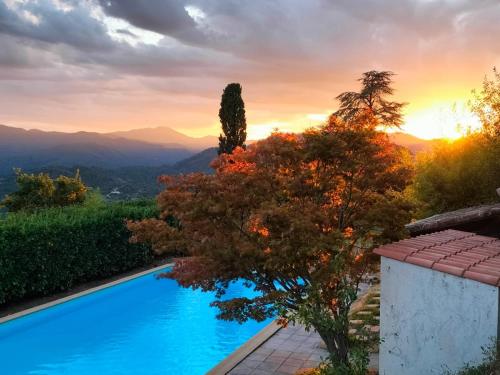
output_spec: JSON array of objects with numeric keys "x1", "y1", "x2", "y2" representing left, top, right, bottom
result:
[
  {"x1": 1, "y1": 169, "x2": 88, "y2": 212},
  {"x1": 411, "y1": 134, "x2": 500, "y2": 218},
  {"x1": 0, "y1": 199, "x2": 158, "y2": 305},
  {"x1": 443, "y1": 341, "x2": 499, "y2": 375}
]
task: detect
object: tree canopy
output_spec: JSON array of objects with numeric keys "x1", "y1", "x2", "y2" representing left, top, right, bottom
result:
[
  {"x1": 218, "y1": 83, "x2": 247, "y2": 154},
  {"x1": 411, "y1": 135, "x2": 499, "y2": 217},
  {"x1": 1, "y1": 169, "x2": 87, "y2": 212},
  {"x1": 128, "y1": 113, "x2": 413, "y2": 368},
  {"x1": 334, "y1": 71, "x2": 406, "y2": 128},
  {"x1": 471, "y1": 67, "x2": 500, "y2": 138}
]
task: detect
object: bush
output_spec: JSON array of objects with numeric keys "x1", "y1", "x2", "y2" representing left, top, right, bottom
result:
[
  {"x1": 0, "y1": 199, "x2": 158, "y2": 305},
  {"x1": 411, "y1": 134, "x2": 500, "y2": 218},
  {"x1": 1, "y1": 169, "x2": 87, "y2": 212},
  {"x1": 443, "y1": 341, "x2": 499, "y2": 375}
]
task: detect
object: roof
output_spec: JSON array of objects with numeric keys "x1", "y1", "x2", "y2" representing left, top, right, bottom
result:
[
  {"x1": 405, "y1": 204, "x2": 500, "y2": 236},
  {"x1": 374, "y1": 229, "x2": 500, "y2": 287}
]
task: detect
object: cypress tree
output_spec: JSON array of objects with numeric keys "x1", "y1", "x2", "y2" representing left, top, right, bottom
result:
[{"x1": 218, "y1": 83, "x2": 247, "y2": 154}]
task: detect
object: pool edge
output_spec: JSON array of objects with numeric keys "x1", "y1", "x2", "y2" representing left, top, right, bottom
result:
[
  {"x1": 0, "y1": 263, "x2": 174, "y2": 325},
  {"x1": 207, "y1": 320, "x2": 281, "y2": 375}
]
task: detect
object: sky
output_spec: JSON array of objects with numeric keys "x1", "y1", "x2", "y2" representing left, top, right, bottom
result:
[{"x1": 0, "y1": 0, "x2": 498, "y2": 140}]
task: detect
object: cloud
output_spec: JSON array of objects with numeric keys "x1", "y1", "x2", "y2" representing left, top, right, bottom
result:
[
  {"x1": 0, "y1": 0, "x2": 499, "y2": 135},
  {"x1": 0, "y1": 0, "x2": 114, "y2": 51},
  {"x1": 97, "y1": 0, "x2": 204, "y2": 44}
]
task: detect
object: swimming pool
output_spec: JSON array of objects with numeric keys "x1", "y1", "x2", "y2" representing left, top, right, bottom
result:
[{"x1": 0, "y1": 267, "x2": 271, "y2": 374}]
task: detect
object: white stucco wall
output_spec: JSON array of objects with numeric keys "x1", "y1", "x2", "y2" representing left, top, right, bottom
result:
[{"x1": 379, "y1": 257, "x2": 499, "y2": 375}]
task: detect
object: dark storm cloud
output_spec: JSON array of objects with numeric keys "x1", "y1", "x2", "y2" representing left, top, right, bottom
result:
[
  {"x1": 97, "y1": 0, "x2": 205, "y2": 43},
  {"x1": 0, "y1": 0, "x2": 113, "y2": 51}
]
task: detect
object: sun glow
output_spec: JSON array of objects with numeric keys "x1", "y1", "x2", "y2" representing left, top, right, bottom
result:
[
  {"x1": 402, "y1": 102, "x2": 481, "y2": 140},
  {"x1": 247, "y1": 121, "x2": 290, "y2": 140}
]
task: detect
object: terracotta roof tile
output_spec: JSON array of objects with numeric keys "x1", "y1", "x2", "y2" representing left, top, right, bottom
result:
[
  {"x1": 432, "y1": 263, "x2": 466, "y2": 277},
  {"x1": 374, "y1": 229, "x2": 500, "y2": 286},
  {"x1": 484, "y1": 258, "x2": 500, "y2": 267},
  {"x1": 463, "y1": 271, "x2": 500, "y2": 286},
  {"x1": 406, "y1": 256, "x2": 436, "y2": 268}
]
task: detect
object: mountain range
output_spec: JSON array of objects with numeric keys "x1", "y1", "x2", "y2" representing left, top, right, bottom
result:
[
  {"x1": 0, "y1": 124, "x2": 220, "y2": 174},
  {"x1": 108, "y1": 127, "x2": 218, "y2": 151},
  {"x1": 0, "y1": 124, "x2": 438, "y2": 200}
]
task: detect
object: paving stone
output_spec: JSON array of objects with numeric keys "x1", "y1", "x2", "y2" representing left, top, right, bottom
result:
[
  {"x1": 244, "y1": 359, "x2": 263, "y2": 369},
  {"x1": 302, "y1": 359, "x2": 321, "y2": 368},
  {"x1": 277, "y1": 342, "x2": 302, "y2": 352},
  {"x1": 288, "y1": 352, "x2": 310, "y2": 361},
  {"x1": 276, "y1": 364, "x2": 301, "y2": 374},
  {"x1": 264, "y1": 355, "x2": 286, "y2": 365},
  {"x1": 370, "y1": 325, "x2": 380, "y2": 334},
  {"x1": 365, "y1": 304, "x2": 379, "y2": 309},
  {"x1": 350, "y1": 319, "x2": 363, "y2": 325},
  {"x1": 257, "y1": 360, "x2": 282, "y2": 371},
  {"x1": 257, "y1": 348, "x2": 274, "y2": 355},
  {"x1": 348, "y1": 328, "x2": 357, "y2": 335},
  {"x1": 251, "y1": 369, "x2": 275, "y2": 375},
  {"x1": 283, "y1": 357, "x2": 305, "y2": 367},
  {"x1": 247, "y1": 352, "x2": 270, "y2": 362},
  {"x1": 229, "y1": 368, "x2": 253, "y2": 375},
  {"x1": 271, "y1": 350, "x2": 292, "y2": 359}
]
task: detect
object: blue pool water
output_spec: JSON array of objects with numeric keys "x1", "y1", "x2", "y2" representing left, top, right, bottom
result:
[{"x1": 0, "y1": 268, "x2": 271, "y2": 374}]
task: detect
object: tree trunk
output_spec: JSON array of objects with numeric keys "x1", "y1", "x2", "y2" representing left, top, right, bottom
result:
[{"x1": 315, "y1": 324, "x2": 350, "y2": 366}]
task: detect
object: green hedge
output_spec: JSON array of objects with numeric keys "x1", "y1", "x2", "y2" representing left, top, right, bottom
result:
[{"x1": 0, "y1": 200, "x2": 158, "y2": 305}]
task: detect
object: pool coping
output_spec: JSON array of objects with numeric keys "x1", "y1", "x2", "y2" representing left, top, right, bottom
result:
[
  {"x1": 0, "y1": 263, "x2": 173, "y2": 325},
  {"x1": 207, "y1": 320, "x2": 282, "y2": 375}
]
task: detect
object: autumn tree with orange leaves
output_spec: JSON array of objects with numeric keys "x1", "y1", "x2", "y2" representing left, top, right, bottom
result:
[{"x1": 128, "y1": 113, "x2": 413, "y2": 370}]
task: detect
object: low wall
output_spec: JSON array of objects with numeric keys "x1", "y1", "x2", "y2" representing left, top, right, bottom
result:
[{"x1": 379, "y1": 257, "x2": 499, "y2": 375}]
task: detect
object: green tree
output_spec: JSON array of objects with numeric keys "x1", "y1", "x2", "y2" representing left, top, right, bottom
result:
[
  {"x1": 334, "y1": 71, "x2": 406, "y2": 128},
  {"x1": 128, "y1": 113, "x2": 413, "y2": 370},
  {"x1": 218, "y1": 83, "x2": 247, "y2": 154},
  {"x1": 52, "y1": 169, "x2": 87, "y2": 206},
  {"x1": 411, "y1": 135, "x2": 498, "y2": 217},
  {"x1": 1, "y1": 169, "x2": 87, "y2": 212},
  {"x1": 471, "y1": 67, "x2": 500, "y2": 138}
]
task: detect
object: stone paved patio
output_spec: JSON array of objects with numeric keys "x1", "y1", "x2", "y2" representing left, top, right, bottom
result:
[
  {"x1": 228, "y1": 324, "x2": 328, "y2": 375},
  {"x1": 226, "y1": 283, "x2": 380, "y2": 375}
]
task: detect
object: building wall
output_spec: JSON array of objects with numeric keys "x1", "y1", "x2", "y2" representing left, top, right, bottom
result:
[{"x1": 379, "y1": 257, "x2": 499, "y2": 375}]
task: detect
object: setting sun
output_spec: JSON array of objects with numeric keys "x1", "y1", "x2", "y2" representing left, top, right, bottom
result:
[{"x1": 402, "y1": 102, "x2": 481, "y2": 140}]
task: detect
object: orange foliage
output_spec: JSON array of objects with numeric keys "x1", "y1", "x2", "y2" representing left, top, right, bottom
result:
[{"x1": 128, "y1": 112, "x2": 414, "y2": 362}]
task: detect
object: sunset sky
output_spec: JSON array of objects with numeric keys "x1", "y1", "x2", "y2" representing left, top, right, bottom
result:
[{"x1": 1, "y1": 0, "x2": 498, "y2": 140}]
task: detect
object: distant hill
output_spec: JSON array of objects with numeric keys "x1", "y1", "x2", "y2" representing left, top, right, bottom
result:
[
  {"x1": 0, "y1": 147, "x2": 218, "y2": 201},
  {"x1": 174, "y1": 147, "x2": 218, "y2": 174},
  {"x1": 0, "y1": 124, "x2": 194, "y2": 174},
  {"x1": 0, "y1": 123, "x2": 442, "y2": 201},
  {"x1": 389, "y1": 132, "x2": 442, "y2": 154},
  {"x1": 107, "y1": 127, "x2": 218, "y2": 151}
]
